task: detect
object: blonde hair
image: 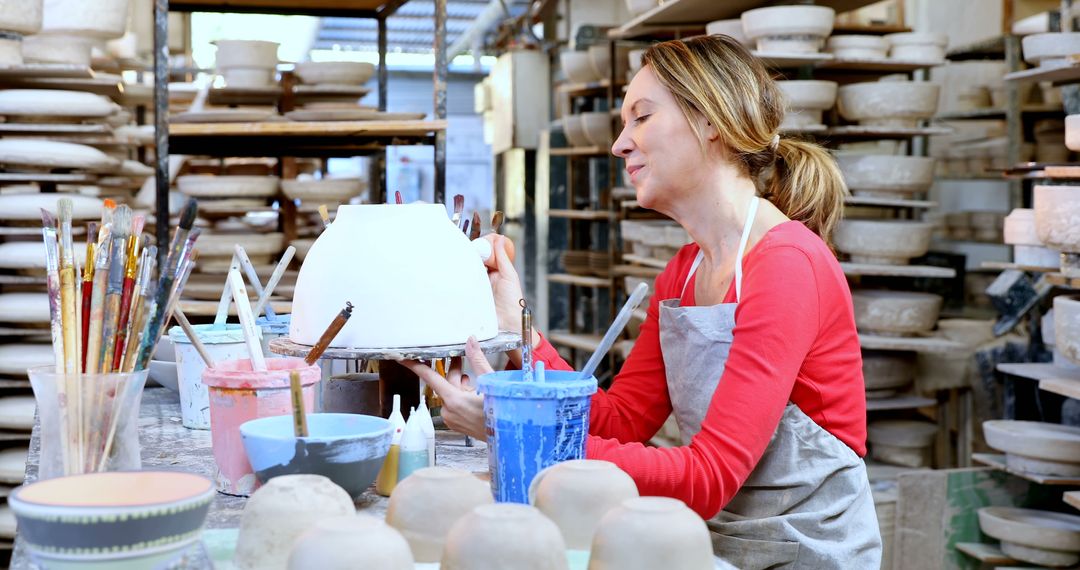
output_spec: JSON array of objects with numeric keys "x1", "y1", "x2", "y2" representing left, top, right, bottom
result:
[{"x1": 641, "y1": 35, "x2": 847, "y2": 244}]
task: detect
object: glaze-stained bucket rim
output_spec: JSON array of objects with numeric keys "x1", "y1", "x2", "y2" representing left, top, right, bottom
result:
[
  {"x1": 240, "y1": 412, "x2": 392, "y2": 443},
  {"x1": 201, "y1": 357, "x2": 320, "y2": 389}
]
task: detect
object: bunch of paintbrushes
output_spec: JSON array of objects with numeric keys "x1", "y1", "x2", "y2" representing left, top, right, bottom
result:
[{"x1": 39, "y1": 197, "x2": 200, "y2": 474}]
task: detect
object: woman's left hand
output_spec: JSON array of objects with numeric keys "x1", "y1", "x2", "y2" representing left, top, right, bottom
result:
[{"x1": 400, "y1": 337, "x2": 493, "y2": 441}]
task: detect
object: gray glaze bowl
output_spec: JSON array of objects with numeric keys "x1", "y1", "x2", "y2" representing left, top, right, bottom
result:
[{"x1": 241, "y1": 412, "x2": 393, "y2": 498}]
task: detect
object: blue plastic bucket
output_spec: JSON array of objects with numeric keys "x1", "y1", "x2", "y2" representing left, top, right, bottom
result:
[
  {"x1": 476, "y1": 369, "x2": 598, "y2": 503},
  {"x1": 256, "y1": 314, "x2": 291, "y2": 357}
]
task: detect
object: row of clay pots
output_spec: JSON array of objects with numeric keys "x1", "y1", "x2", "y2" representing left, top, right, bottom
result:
[
  {"x1": 562, "y1": 112, "x2": 613, "y2": 147},
  {"x1": 2, "y1": 0, "x2": 131, "y2": 66},
  {"x1": 776, "y1": 80, "x2": 940, "y2": 130}
]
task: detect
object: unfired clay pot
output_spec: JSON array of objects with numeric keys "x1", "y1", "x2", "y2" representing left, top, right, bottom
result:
[
  {"x1": 834, "y1": 154, "x2": 935, "y2": 198},
  {"x1": 834, "y1": 219, "x2": 933, "y2": 265},
  {"x1": 704, "y1": 19, "x2": 749, "y2": 46},
  {"x1": 529, "y1": 459, "x2": 639, "y2": 550},
  {"x1": 777, "y1": 80, "x2": 837, "y2": 129},
  {"x1": 581, "y1": 111, "x2": 612, "y2": 147},
  {"x1": 936, "y1": 319, "x2": 994, "y2": 347},
  {"x1": 1022, "y1": 32, "x2": 1080, "y2": 66},
  {"x1": 282, "y1": 178, "x2": 364, "y2": 203},
  {"x1": 560, "y1": 50, "x2": 598, "y2": 84},
  {"x1": 984, "y1": 420, "x2": 1080, "y2": 477},
  {"x1": 862, "y1": 351, "x2": 914, "y2": 391},
  {"x1": 1034, "y1": 185, "x2": 1080, "y2": 255},
  {"x1": 828, "y1": 35, "x2": 888, "y2": 60},
  {"x1": 886, "y1": 32, "x2": 947, "y2": 62},
  {"x1": 39, "y1": 0, "x2": 129, "y2": 40},
  {"x1": 1066, "y1": 114, "x2": 1080, "y2": 152},
  {"x1": 215, "y1": 39, "x2": 279, "y2": 70},
  {"x1": 741, "y1": 5, "x2": 835, "y2": 53},
  {"x1": 234, "y1": 474, "x2": 356, "y2": 570},
  {"x1": 851, "y1": 290, "x2": 942, "y2": 336},
  {"x1": 441, "y1": 504, "x2": 569, "y2": 570},
  {"x1": 0, "y1": 0, "x2": 43, "y2": 36},
  {"x1": 563, "y1": 115, "x2": 590, "y2": 147},
  {"x1": 837, "y1": 82, "x2": 940, "y2": 128},
  {"x1": 287, "y1": 515, "x2": 414, "y2": 570},
  {"x1": 293, "y1": 61, "x2": 375, "y2": 86},
  {"x1": 979, "y1": 507, "x2": 1080, "y2": 567},
  {"x1": 176, "y1": 175, "x2": 280, "y2": 198},
  {"x1": 21, "y1": 32, "x2": 93, "y2": 65},
  {"x1": 1004, "y1": 208, "x2": 1042, "y2": 246},
  {"x1": 1055, "y1": 295, "x2": 1080, "y2": 366},
  {"x1": 588, "y1": 497, "x2": 712, "y2": 570},
  {"x1": 385, "y1": 466, "x2": 494, "y2": 563},
  {"x1": 868, "y1": 420, "x2": 936, "y2": 468}
]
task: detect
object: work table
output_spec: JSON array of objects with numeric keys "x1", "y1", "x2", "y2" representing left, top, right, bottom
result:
[{"x1": 12, "y1": 387, "x2": 489, "y2": 568}]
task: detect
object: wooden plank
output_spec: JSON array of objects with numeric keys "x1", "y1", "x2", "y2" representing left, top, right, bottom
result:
[
  {"x1": 756, "y1": 51, "x2": 833, "y2": 69},
  {"x1": 973, "y1": 453, "x2": 1080, "y2": 485},
  {"x1": 996, "y1": 362, "x2": 1080, "y2": 383},
  {"x1": 0, "y1": 123, "x2": 112, "y2": 134},
  {"x1": 547, "y1": 331, "x2": 602, "y2": 352},
  {"x1": 1005, "y1": 60, "x2": 1080, "y2": 84},
  {"x1": 0, "y1": 76, "x2": 123, "y2": 97},
  {"x1": 207, "y1": 86, "x2": 281, "y2": 106},
  {"x1": 841, "y1": 262, "x2": 956, "y2": 278},
  {"x1": 621, "y1": 253, "x2": 670, "y2": 270},
  {"x1": 1042, "y1": 165, "x2": 1080, "y2": 178},
  {"x1": 826, "y1": 125, "x2": 952, "y2": 139},
  {"x1": 169, "y1": 0, "x2": 386, "y2": 13},
  {"x1": 946, "y1": 35, "x2": 1006, "y2": 61},
  {"x1": 0, "y1": 64, "x2": 93, "y2": 79},
  {"x1": 169, "y1": 119, "x2": 446, "y2": 137},
  {"x1": 816, "y1": 57, "x2": 942, "y2": 73},
  {"x1": 0, "y1": 172, "x2": 97, "y2": 184},
  {"x1": 845, "y1": 196, "x2": 936, "y2": 209},
  {"x1": 866, "y1": 395, "x2": 937, "y2": 411},
  {"x1": 1046, "y1": 273, "x2": 1080, "y2": 290},
  {"x1": 955, "y1": 542, "x2": 1018, "y2": 565},
  {"x1": 859, "y1": 333, "x2": 968, "y2": 353},
  {"x1": 179, "y1": 299, "x2": 291, "y2": 317},
  {"x1": 832, "y1": 24, "x2": 911, "y2": 35},
  {"x1": 613, "y1": 264, "x2": 662, "y2": 278},
  {"x1": 1066, "y1": 491, "x2": 1080, "y2": 511},
  {"x1": 550, "y1": 146, "x2": 606, "y2": 157},
  {"x1": 981, "y1": 260, "x2": 1059, "y2": 273},
  {"x1": 608, "y1": 0, "x2": 881, "y2": 39},
  {"x1": 548, "y1": 209, "x2": 614, "y2": 220},
  {"x1": 547, "y1": 273, "x2": 612, "y2": 288}
]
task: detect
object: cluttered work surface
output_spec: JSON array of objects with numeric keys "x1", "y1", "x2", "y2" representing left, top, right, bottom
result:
[{"x1": 10, "y1": 388, "x2": 490, "y2": 568}]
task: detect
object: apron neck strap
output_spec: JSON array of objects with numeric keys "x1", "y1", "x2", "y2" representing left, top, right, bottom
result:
[{"x1": 680, "y1": 196, "x2": 760, "y2": 302}]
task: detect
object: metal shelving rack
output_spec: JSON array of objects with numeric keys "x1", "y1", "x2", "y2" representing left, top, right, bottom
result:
[{"x1": 151, "y1": 0, "x2": 449, "y2": 260}]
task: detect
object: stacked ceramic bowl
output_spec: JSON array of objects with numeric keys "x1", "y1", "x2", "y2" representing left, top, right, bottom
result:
[
  {"x1": 885, "y1": 33, "x2": 948, "y2": 63},
  {"x1": 834, "y1": 218, "x2": 934, "y2": 265},
  {"x1": 1004, "y1": 208, "x2": 1060, "y2": 268},
  {"x1": 827, "y1": 35, "x2": 889, "y2": 60},
  {"x1": 835, "y1": 153, "x2": 935, "y2": 200},
  {"x1": 561, "y1": 112, "x2": 613, "y2": 148},
  {"x1": 1034, "y1": 184, "x2": 1080, "y2": 276},
  {"x1": 862, "y1": 351, "x2": 914, "y2": 400},
  {"x1": 22, "y1": 0, "x2": 129, "y2": 66},
  {"x1": 777, "y1": 80, "x2": 837, "y2": 131},
  {"x1": 868, "y1": 420, "x2": 937, "y2": 468},
  {"x1": 978, "y1": 507, "x2": 1080, "y2": 567},
  {"x1": 851, "y1": 290, "x2": 943, "y2": 337},
  {"x1": 215, "y1": 39, "x2": 279, "y2": 88},
  {"x1": 741, "y1": 5, "x2": 835, "y2": 54},
  {"x1": 705, "y1": 19, "x2": 751, "y2": 47},
  {"x1": 1023, "y1": 32, "x2": 1080, "y2": 72},
  {"x1": 0, "y1": 0, "x2": 42, "y2": 66},
  {"x1": 837, "y1": 79, "x2": 940, "y2": 128},
  {"x1": 176, "y1": 174, "x2": 284, "y2": 272}
]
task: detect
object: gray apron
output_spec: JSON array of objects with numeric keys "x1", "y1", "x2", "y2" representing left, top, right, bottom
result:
[{"x1": 659, "y1": 197, "x2": 882, "y2": 569}]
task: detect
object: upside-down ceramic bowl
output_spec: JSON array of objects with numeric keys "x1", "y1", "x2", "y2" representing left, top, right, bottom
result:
[
  {"x1": 293, "y1": 61, "x2": 375, "y2": 85},
  {"x1": 834, "y1": 154, "x2": 935, "y2": 198},
  {"x1": 287, "y1": 515, "x2": 414, "y2": 570},
  {"x1": 984, "y1": 419, "x2": 1080, "y2": 476},
  {"x1": 705, "y1": 19, "x2": 750, "y2": 46},
  {"x1": 386, "y1": 467, "x2": 494, "y2": 563},
  {"x1": 827, "y1": 35, "x2": 889, "y2": 60},
  {"x1": 979, "y1": 507, "x2": 1080, "y2": 567},
  {"x1": 851, "y1": 290, "x2": 943, "y2": 336},
  {"x1": 1054, "y1": 295, "x2": 1080, "y2": 366},
  {"x1": 886, "y1": 32, "x2": 947, "y2": 62},
  {"x1": 589, "y1": 497, "x2": 713, "y2": 570},
  {"x1": 1022, "y1": 32, "x2": 1080, "y2": 67},
  {"x1": 560, "y1": 50, "x2": 598, "y2": 84},
  {"x1": 563, "y1": 115, "x2": 590, "y2": 147},
  {"x1": 837, "y1": 82, "x2": 940, "y2": 128},
  {"x1": 10, "y1": 471, "x2": 214, "y2": 569},
  {"x1": 177, "y1": 175, "x2": 280, "y2": 198},
  {"x1": 529, "y1": 459, "x2": 638, "y2": 550},
  {"x1": 214, "y1": 39, "x2": 279, "y2": 70},
  {"x1": 1034, "y1": 185, "x2": 1080, "y2": 254},
  {"x1": 777, "y1": 80, "x2": 837, "y2": 128},
  {"x1": 440, "y1": 504, "x2": 569, "y2": 570},
  {"x1": 741, "y1": 5, "x2": 835, "y2": 53},
  {"x1": 834, "y1": 219, "x2": 934, "y2": 265},
  {"x1": 281, "y1": 178, "x2": 364, "y2": 204},
  {"x1": 240, "y1": 413, "x2": 392, "y2": 498}
]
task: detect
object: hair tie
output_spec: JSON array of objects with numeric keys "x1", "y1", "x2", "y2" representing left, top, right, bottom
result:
[{"x1": 770, "y1": 134, "x2": 780, "y2": 151}]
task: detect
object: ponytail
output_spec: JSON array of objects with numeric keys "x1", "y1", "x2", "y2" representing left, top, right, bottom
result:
[{"x1": 764, "y1": 138, "x2": 848, "y2": 245}]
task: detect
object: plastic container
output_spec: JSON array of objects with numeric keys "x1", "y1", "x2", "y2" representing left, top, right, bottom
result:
[
  {"x1": 256, "y1": 314, "x2": 290, "y2": 357},
  {"x1": 169, "y1": 323, "x2": 256, "y2": 430},
  {"x1": 202, "y1": 357, "x2": 320, "y2": 496},
  {"x1": 476, "y1": 369, "x2": 598, "y2": 503}
]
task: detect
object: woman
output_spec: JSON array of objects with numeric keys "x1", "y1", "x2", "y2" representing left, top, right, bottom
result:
[{"x1": 403, "y1": 35, "x2": 882, "y2": 568}]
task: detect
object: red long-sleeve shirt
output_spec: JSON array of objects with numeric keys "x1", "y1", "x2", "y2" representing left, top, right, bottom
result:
[{"x1": 532, "y1": 221, "x2": 866, "y2": 519}]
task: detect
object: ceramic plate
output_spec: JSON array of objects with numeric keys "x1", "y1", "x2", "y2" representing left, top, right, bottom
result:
[
  {"x1": 0, "y1": 343, "x2": 54, "y2": 375},
  {"x1": 0, "y1": 293, "x2": 50, "y2": 323},
  {"x1": 0, "y1": 193, "x2": 103, "y2": 221},
  {"x1": 0, "y1": 89, "x2": 117, "y2": 118},
  {"x1": 0, "y1": 447, "x2": 27, "y2": 485},
  {"x1": 177, "y1": 175, "x2": 280, "y2": 198},
  {"x1": 0, "y1": 396, "x2": 36, "y2": 431},
  {"x1": 0, "y1": 139, "x2": 121, "y2": 172},
  {"x1": 171, "y1": 110, "x2": 275, "y2": 123},
  {"x1": 285, "y1": 109, "x2": 425, "y2": 122}
]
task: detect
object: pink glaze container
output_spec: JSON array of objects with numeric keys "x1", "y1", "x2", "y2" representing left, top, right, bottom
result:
[{"x1": 202, "y1": 357, "x2": 320, "y2": 496}]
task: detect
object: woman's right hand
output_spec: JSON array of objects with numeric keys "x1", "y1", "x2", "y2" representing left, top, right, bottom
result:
[{"x1": 482, "y1": 234, "x2": 538, "y2": 365}]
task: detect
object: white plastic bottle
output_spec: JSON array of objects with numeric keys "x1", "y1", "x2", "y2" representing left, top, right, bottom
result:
[
  {"x1": 375, "y1": 394, "x2": 406, "y2": 496},
  {"x1": 397, "y1": 407, "x2": 429, "y2": 481},
  {"x1": 417, "y1": 394, "x2": 436, "y2": 466}
]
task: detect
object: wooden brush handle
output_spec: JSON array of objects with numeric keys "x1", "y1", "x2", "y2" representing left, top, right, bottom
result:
[
  {"x1": 80, "y1": 283, "x2": 92, "y2": 372},
  {"x1": 111, "y1": 277, "x2": 136, "y2": 371}
]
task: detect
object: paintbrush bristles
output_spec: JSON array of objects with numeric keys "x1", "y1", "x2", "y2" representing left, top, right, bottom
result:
[
  {"x1": 112, "y1": 206, "x2": 131, "y2": 238},
  {"x1": 131, "y1": 214, "x2": 145, "y2": 238},
  {"x1": 40, "y1": 208, "x2": 56, "y2": 229},
  {"x1": 57, "y1": 198, "x2": 72, "y2": 225},
  {"x1": 178, "y1": 198, "x2": 197, "y2": 231}
]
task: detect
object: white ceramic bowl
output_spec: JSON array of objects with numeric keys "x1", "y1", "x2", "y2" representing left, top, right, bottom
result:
[
  {"x1": 1004, "y1": 208, "x2": 1042, "y2": 246},
  {"x1": 777, "y1": 80, "x2": 837, "y2": 128},
  {"x1": 834, "y1": 219, "x2": 933, "y2": 265},
  {"x1": 177, "y1": 175, "x2": 280, "y2": 198},
  {"x1": 1034, "y1": 184, "x2": 1080, "y2": 253},
  {"x1": 580, "y1": 111, "x2": 613, "y2": 146},
  {"x1": 1066, "y1": 114, "x2": 1080, "y2": 152},
  {"x1": 886, "y1": 32, "x2": 947, "y2": 62},
  {"x1": 195, "y1": 232, "x2": 285, "y2": 258},
  {"x1": 282, "y1": 178, "x2": 364, "y2": 203},
  {"x1": 741, "y1": 5, "x2": 835, "y2": 53},
  {"x1": 560, "y1": 50, "x2": 598, "y2": 84},
  {"x1": 834, "y1": 154, "x2": 935, "y2": 198},
  {"x1": 1055, "y1": 295, "x2": 1080, "y2": 366},
  {"x1": 705, "y1": 19, "x2": 749, "y2": 46},
  {"x1": 0, "y1": 0, "x2": 42, "y2": 35},
  {"x1": 624, "y1": 0, "x2": 657, "y2": 17},
  {"x1": 1022, "y1": 32, "x2": 1080, "y2": 66},
  {"x1": 0, "y1": 89, "x2": 116, "y2": 118},
  {"x1": 851, "y1": 290, "x2": 943, "y2": 335},
  {"x1": 827, "y1": 35, "x2": 889, "y2": 60},
  {"x1": 221, "y1": 67, "x2": 275, "y2": 88},
  {"x1": 837, "y1": 82, "x2": 940, "y2": 128},
  {"x1": 628, "y1": 48, "x2": 647, "y2": 78},
  {"x1": 293, "y1": 61, "x2": 375, "y2": 86},
  {"x1": 214, "y1": 39, "x2": 279, "y2": 69},
  {"x1": 21, "y1": 33, "x2": 93, "y2": 66},
  {"x1": 563, "y1": 115, "x2": 590, "y2": 147}
]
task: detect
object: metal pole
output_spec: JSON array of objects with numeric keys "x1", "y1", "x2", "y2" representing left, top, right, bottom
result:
[
  {"x1": 433, "y1": 0, "x2": 447, "y2": 206},
  {"x1": 153, "y1": 0, "x2": 170, "y2": 269},
  {"x1": 378, "y1": 15, "x2": 388, "y2": 112}
]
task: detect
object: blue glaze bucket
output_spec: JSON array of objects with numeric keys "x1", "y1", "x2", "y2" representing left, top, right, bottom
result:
[
  {"x1": 476, "y1": 369, "x2": 598, "y2": 504},
  {"x1": 256, "y1": 314, "x2": 291, "y2": 357}
]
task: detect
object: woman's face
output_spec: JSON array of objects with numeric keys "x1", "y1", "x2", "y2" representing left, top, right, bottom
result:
[{"x1": 612, "y1": 65, "x2": 714, "y2": 212}]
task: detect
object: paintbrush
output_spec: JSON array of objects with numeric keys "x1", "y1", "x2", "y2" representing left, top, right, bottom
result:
[
  {"x1": 395, "y1": 191, "x2": 403, "y2": 205},
  {"x1": 84, "y1": 225, "x2": 112, "y2": 375},
  {"x1": 460, "y1": 218, "x2": 470, "y2": 237},
  {"x1": 80, "y1": 223, "x2": 98, "y2": 372},
  {"x1": 228, "y1": 268, "x2": 266, "y2": 371},
  {"x1": 120, "y1": 247, "x2": 154, "y2": 372},
  {"x1": 318, "y1": 205, "x2": 331, "y2": 228},
  {"x1": 161, "y1": 232, "x2": 200, "y2": 339},
  {"x1": 40, "y1": 209, "x2": 64, "y2": 372},
  {"x1": 98, "y1": 206, "x2": 130, "y2": 373},
  {"x1": 451, "y1": 194, "x2": 463, "y2": 228},
  {"x1": 57, "y1": 199, "x2": 79, "y2": 375},
  {"x1": 233, "y1": 244, "x2": 274, "y2": 319},
  {"x1": 111, "y1": 213, "x2": 143, "y2": 371},
  {"x1": 304, "y1": 301, "x2": 353, "y2": 365},
  {"x1": 289, "y1": 370, "x2": 308, "y2": 437},
  {"x1": 520, "y1": 298, "x2": 533, "y2": 382},
  {"x1": 491, "y1": 211, "x2": 504, "y2": 234},
  {"x1": 173, "y1": 307, "x2": 214, "y2": 368},
  {"x1": 252, "y1": 246, "x2": 295, "y2": 319},
  {"x1": 469, "y1": 211, "x2": 482, "y2": 241},
  {"x1": 213, "y1": 255, "x2": 241, "y2": 329},
  {"x1": 133, "y1": 198, "x2": 197, "y2": 372}
]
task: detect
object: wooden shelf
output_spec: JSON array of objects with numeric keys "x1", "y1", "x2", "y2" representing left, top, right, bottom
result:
[
  {"x1": 845, "y1": 196, "x2": 936, "y2": 209},
  {"x1": 207, "y1": 86, "x2": 281, "y2": 106},
  {"x1": 859, "y1": 333, "x2": 968, "y2": 353},
  {"x1": 168, "y1": 119, "x2": 445, "y2": 156},
  {"x1": 955, "y1": 542, "x2": 1018, "y2": 565},
  {"x1": 981, "y1": 260, "x2": 1059, "y2": 273},
  {"x1": 1046, "y1": 273, "x2": 1080, "y2": 290},
  {"x1": 815, "y1": 57, "x2": 942, "y2": 73},
  {"x1": 621, "y1": 253, "x2": 670, "y2": 270},
  {"x1": 550, "y1": 146, "x2": 607, "y2": 157},
  {"x1": 547, "y1": 331, "x2": 602, "y2": 352},
  {"x1": 1005, "y1": 60, "x2": 1080, "y2": 85},
  {"x1": 555, "y1": 79, "x2": 622, "y2": 97},
  {"x1": 548, "y1": 209, "x2": 614, "y2": 220},
  {"x1": 825, "y1": 125, "x2": 952, "y2": 139},
  {"x1": 547, "y1": 273, "x2": 613, "y2": 288},
  {"x1": 179, "y1": 299, "x2": 291, "y2": 317},
  {"x1": 1041, "y1": 165, "x2": 1080, "y2": 179},
  {"x1": 832, "y1": 24, "x2": 911, "y2": 35},
  {"x1": 946, "y1": 36, "x2": 1006, "y2": 61},
  {"x1": 973, "y1": 453, "x2": 1080, "y2": 485},
  {"x1": 608, "y1": 0, "x2": 883, "y2": 39},
  {"x1": 0, "y1": 76, "x2": 123, "y2": 97},
  {"x1": 866, "y1": 395, "x2": 937, "y2": 411},
  {"x1": 1065, "y1": 491, "x2": 1080, "y2": 511},
  {"x1": 0, "y1": 172, "x2": 97, "y2": 184},
  {"x1": 170, "y1": 119, "x2": 444, "y2": 137},
  {"x1": 0, "y1": 123, "x2": 112, "y2": 135},
  {"x1": 841, "y1": 262, "x2": 956, "y2": 278},
  {"x1": 0, "y1": 64, "x2": 93, "y2": 79},
  {"x1": 755, "y1": 51, "x2": 833, "y2": 69},
  {"x1": 613, "y1": 264, "x2": 662, "y2": 278},
  {"x1": 935, "y1": 104, "x2": 1062, "y2": 121},
  {"x1": 169, "y1": 0, "x2": 390, "y2": 16}
]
